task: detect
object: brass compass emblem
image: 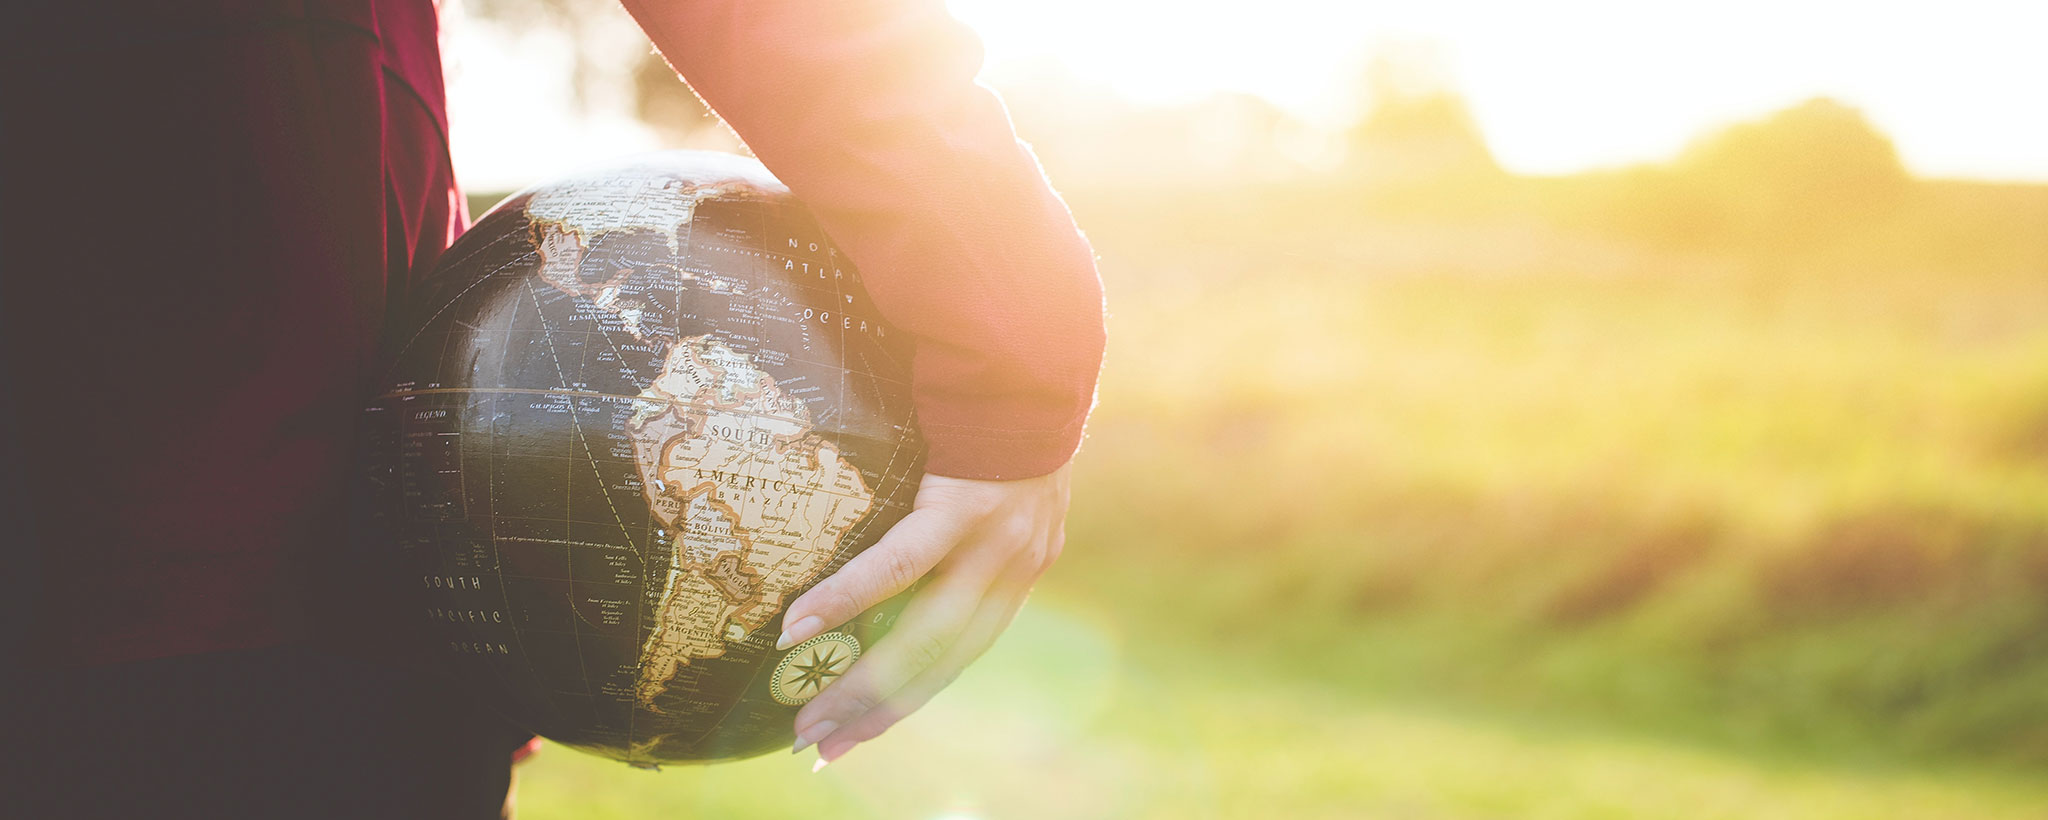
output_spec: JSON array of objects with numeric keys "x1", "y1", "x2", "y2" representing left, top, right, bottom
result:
[{"x1": 768, "y1": 632, "x2": 861, "y2": 706}]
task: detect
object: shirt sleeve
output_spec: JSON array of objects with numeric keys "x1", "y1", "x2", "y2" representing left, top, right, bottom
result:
[{"x1": 617, "y1": 0, "x2": 1107, "y2": 480}]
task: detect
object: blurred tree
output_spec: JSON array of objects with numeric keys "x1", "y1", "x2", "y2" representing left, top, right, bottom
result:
[
  {"x1": 463, "y1": 0, "x2": 738, "y2": 150},
  {"x1": 1616, "y1": 98, "x2": 1910, "y2": 250},
  {"x1": 1346, "y1": 47, "x2": 1500, "y2": 184},
  {"x1": 630, "y1": 49, "x2": 738, "y2": 149},
  {"x1": 1675, "y1": 97, "x2": 1908, "y2": 203}
]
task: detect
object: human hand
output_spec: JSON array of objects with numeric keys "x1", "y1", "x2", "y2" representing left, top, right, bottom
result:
[{"x1": 779, "y1": 463, "x2": 1074, "y2": 765}]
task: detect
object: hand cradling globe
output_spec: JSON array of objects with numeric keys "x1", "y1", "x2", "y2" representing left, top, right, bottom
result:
[{"x1": 363, "y1": 151, "x2": 924, "y2": 766}]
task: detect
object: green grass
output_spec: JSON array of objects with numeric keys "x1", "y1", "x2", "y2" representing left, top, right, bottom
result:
[
  {"x1": 517, "y1": 604, "x2": 2048, "y2": 819},
  {"x1": 506, "y1": 174, "x2": 2048, "y2": 816}
]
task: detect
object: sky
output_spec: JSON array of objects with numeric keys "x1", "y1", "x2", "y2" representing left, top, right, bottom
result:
[
  {"x1": 946, "y1": 0, "x2": 2048, "y2": 180},
  {"x1": 445, "y1": 0, "x2": 2048, "y2": 189}
]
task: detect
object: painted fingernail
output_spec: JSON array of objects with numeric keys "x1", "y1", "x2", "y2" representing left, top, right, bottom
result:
[
  {"x1": 811, "y1": 757, "x2": 830, "y2": 773},
  {"x1": 776, "y1": 615, "x2": 824, "y2": 650},
  {"x1": 792, "y1": 720, "x2": 837, "y2": 754}
]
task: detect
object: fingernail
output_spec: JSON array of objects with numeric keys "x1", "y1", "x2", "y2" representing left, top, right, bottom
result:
[
  {"x1": 818, "y1": 738, "x2": 858, "y2": 765},
  {"x1": 776, "y1": 615, "x2": 824, "y2": 651},
  {"x1": 811, "y1": 757, "x2": 830, "y2": 774},
  {"x1": 791, "y1": 720, "x2": 837, "y2": 754}
]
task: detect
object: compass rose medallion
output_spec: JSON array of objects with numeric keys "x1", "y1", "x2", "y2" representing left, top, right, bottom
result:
[{"x1": 769, "y1": 632, "x2": 862, "y2": 706}]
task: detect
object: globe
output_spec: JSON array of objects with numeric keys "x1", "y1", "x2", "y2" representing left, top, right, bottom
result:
[{"x1": 363, "y1": 151, "x2": 925, "y2": 766}]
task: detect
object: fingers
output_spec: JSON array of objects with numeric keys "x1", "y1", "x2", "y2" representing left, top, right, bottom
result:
[
  {"x1": 786, "y1": 468, "x2": 1075, "y2": 763},
  {"x1": 812, "y1": 563, "x2": 1036, "y2": 762},
  {"x1": 789, "y1": 545, "x2": 1002, "y2": 752},
  {"x1": 777, "y1": 507, "x2": 971, "y2": 650}
]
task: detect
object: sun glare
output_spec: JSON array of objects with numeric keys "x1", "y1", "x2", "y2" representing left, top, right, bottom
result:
[
  {"x1": 447, "y1": 0, "x2": 2048, "y2": 190},
  {"x1": 945, "y1": 0, "x2": 2048, "y2": 181}
]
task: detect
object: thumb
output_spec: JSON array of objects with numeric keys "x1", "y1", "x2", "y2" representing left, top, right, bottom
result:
[{"x1": 777, "y1": 507, "x2": 969, "y2": 649}]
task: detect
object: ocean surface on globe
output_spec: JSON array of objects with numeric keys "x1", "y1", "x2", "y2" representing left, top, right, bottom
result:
[{"x1": 362, "y1": 151, "x2": 924, "y2": 765}]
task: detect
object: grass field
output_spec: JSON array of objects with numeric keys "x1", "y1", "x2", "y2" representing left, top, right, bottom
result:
[
  {"x1": 516, "y1": 605, "x2": 2048, "y2": 819},
  {"x1": 498, "y1": 167, "x2": 2048, "y2": 817}
]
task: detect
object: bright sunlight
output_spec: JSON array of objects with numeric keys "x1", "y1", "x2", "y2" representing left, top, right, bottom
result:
[{"x1": 945, "y1": 0, "x2": 2048, "y2": 180}]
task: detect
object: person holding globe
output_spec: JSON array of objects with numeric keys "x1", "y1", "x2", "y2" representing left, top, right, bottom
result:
[{"x1": 2, "y1": 0, "x2": 1105, "y2": 816}]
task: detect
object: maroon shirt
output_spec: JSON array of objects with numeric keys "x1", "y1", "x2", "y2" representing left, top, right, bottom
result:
[{"x1": 2, "y1": 0, "x2": 1103, "y2": 667}]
